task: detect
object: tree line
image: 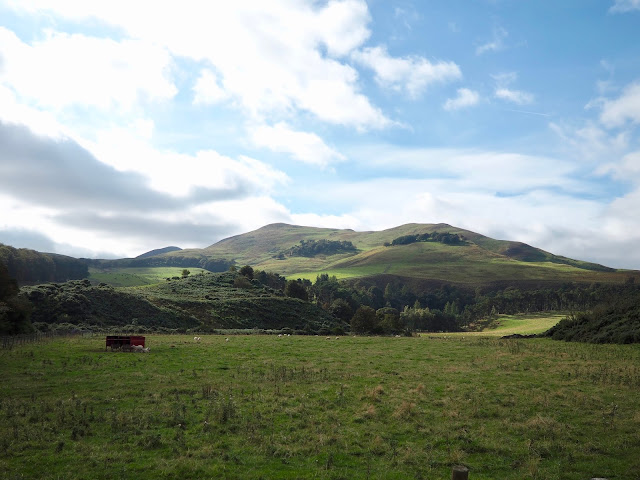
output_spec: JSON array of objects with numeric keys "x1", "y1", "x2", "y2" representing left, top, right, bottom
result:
[
  {"x1": 87, "y1": 256, "x2": 234, "y2": 272},
  {"x1": 0, "y1": 263, "x2": 32, "y2": 334},
  {"x1": 5, "y1": 254, "x2": 640, "y2": 341},
  {"x1": 544, "y1": 287, "x2": 640, "y2": 343},
  {"x1": 384, "y1": 231, "x2": 465, "y2": 247},
  {"x1": 274, "y1": 239, "x2": 357, "y2": 259},
  {"x1": 0, "y1": 244, "x2": 88, "y2": 285},
  {"x1": 277, "y1": 272, "x2": 640, "y2": 338}
]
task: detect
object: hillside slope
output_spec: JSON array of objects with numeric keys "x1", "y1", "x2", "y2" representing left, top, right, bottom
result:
[
  {"x1": 21, "y1": 272, "x2": 341, "y2": 334},
  {"x1": 136, "y1": 246, "x2": 182, "y2": 258},
  {"x1": 161, "y1": 223, "x2": 630, "y2": 286},
  {"x1": 544, "y1": 288, "x2": 640, "y2": 343},
  {"x1": 0, "y1": 243, "x2": 88, "y2": 284}
]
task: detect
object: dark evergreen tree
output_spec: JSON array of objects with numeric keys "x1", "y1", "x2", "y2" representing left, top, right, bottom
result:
[
  {"x1": 285, "y1": 280, "x2": 309, "y2": 301},
  {"x1": 0, "y1": 263, "x2": 32, "y2": 334}
]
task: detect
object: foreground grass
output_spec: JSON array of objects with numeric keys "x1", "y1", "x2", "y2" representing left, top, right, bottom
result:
[{"x1": 1, "y1": 335, "x2": 639, "y2": 479}]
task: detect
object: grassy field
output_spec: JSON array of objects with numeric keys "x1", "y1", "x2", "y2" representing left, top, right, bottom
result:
[
  {"x1": 276, "y1": 243, "x2": 630, "y2": 285},
  {"x1": 1, "y1": 335, "x2": 639, "y2": 479},
  {"x1": 462, "y1": 313, "x2": 568, "y2": 337},
  {"x1": 88, "y1": 267, "x2": 208, "y2": 287}
]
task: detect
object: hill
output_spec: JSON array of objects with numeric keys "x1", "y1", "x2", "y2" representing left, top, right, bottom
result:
[
  {"x1": 161, "y1": 223, "x2": 630, "y2": 287},
  {"x1": 135, "y1": 246, "x2": 182, "y2": 258},
  {"x1": 8, "y1": 223, "x2": 639, "y2": 340},
  {"x1": 20, "y1": 272, "x2": 342, "y2": 334},
  {"x1": 0, "y1": 243, "x2": 88, "y2": 285}
]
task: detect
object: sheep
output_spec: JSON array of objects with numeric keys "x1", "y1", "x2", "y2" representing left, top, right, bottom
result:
[
  {"x1": 278, "y1": 334, "x2": 283, "y2": 338},
  {"x1": 225, "y1": 338, "x2": 229, "y2": 342},
  {"x1": 132, "y1": 344, "x2": 144, "y2": 353},
  {"x1": 194, "y1": 336, "x2": 201, "y2": 342},
  {"x1": 142, "y1": 347, "x2": 150, "y2": 353}
]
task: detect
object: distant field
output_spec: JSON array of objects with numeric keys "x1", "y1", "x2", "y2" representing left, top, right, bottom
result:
[
  {"x1": 88, "y1": 267, "x2": 208, "y2": 287},
  {"x1": 465, "y1": 313, "x2": 567, "y2": 336},
  {"x1": 1, "y1": 335, "x2": 638, "y2": 479}
]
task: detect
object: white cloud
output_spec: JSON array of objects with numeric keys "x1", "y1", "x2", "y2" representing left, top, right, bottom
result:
[
  {"x1": 352, "y1": 45, "x2": 461, "y2": 97},
  {"x1": 294, "y1": 177, "x2": 605, "y2": 250},
  {"x1": 313, "y1": 0, "x2": 372, "y2": 57},
  {"x1": 290, "y1": 213, "x2": 363, "y2": 230},
  {"x1": 0, "y1": 105, "x2": 293, "y2": 257},
  {"x1": 443, "y1": 88, "x2": 480, "y2": 111},
  {"x1": 491, "y1": 72, "x2": 518, "y2": 86},
  {"x1": 249, "y1": 122, "x2": 345, "y2": 167},
  {"x1": 491, "y1": 72, "x2": 534, "y2": 105},
  {"x1": 495, "y1": 88, "x2": 534, "y2": 105},
  {"x1": 476, "y1": 26, "x2": 508, "y2": 55},
  {"x1": 550, "y1": 121, "x2": 629, "y2": 163},
  {"x1": 193, "y1": 69, "x2": 228, "y2": 105},
  {"x1": 7, "y1": 1, "x2": 390, "y2": 130},
  {"x1": 82, "y1": 126, "x2": 289, "y2": 197},
  {"x1": 0, "y1": 27, "x2": 176, "y2": 112},
  {"x1": 0, "y1": 85, "x2": 69, "y2": 139},
  {"x1": 609, "y1": 0, "x2": 640, "y2": 12},
  {"x1": 599, "y1": 82, "x2": 640, "y2": 127},
  {"x1": 596, "y1": 150, "x2": 640, "y2": 183},
  {"x1": 357, "y1": 146, "x2": 582, "y2": 194}
]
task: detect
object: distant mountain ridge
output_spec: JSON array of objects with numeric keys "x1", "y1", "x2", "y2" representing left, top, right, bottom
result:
[
  {"x1": 7, "y1": 223, "x2": 639, "y2": 341},
  {"x1": 156, "y1": 223, "x2": 626, "y2": 287},
  {"x1": 1, "y1": 223, "x2": 633, "y2": 288},
  {"x1": 136, "y1": 246, "x2": 182, "y2": 259}
]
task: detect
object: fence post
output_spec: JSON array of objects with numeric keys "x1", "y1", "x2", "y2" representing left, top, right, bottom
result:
[{"x1": 452, "y1": 465, "x2": 469, "y2": 480}]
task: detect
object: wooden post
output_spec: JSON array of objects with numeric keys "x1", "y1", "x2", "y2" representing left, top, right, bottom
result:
[{"x1": 452, "y1": 465, "x2": 469, "y2": 480}]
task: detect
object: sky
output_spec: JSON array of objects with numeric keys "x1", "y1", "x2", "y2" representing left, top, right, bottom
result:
[{"x1": 1, "y1": 1, "x2": 640, "y2": 269}]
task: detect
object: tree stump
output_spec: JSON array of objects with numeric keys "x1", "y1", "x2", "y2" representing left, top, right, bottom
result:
[{"x1": 452, "y1": 465, "x2": 469, "y2": 480}]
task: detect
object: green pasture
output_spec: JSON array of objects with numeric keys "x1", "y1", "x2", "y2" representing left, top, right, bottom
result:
[
  {"x1": 426, "y1": 313, "x2": 566, "y2": 338},
  {"x1": 285, "y1": 242, "x2": 627, "y2": 285},
  {"x1": 467, "y1": 313, "x2": 567, "y2": 336},
  {"x1": 1, "y1": 335, "x2": 639, "y2": 479},
  {"x1": 88, "y1": 267, "x2": 207, "y2": 287}
]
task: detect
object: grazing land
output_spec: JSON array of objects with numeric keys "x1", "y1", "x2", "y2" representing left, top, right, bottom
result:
[
  {"x1": 461, "y1": 313, "x2": 567, "y2": 337},
  {"x1": 88, "y1": 267, "x2": 208, "y2": 288},
  {"x1": 1, "y1": 335, "x2": 639, "y2": 479}
]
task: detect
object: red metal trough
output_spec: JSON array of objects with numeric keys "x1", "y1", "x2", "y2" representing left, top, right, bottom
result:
[{"x1": 106, "y1": 335, "x2": 145, "y2": 351}]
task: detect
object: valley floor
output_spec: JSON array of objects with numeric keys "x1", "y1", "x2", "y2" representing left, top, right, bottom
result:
[{"x1": 1, "y1": 335, "x2": 639, "y2": 479}]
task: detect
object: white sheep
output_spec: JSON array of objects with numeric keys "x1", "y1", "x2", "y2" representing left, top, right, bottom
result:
[
  {"x1": 194, "y1": 336, "x2": 201, "y2": 342},
  {"x1": 278, "y1": 334, "x2": 283, "y2": 338},
  {"x1": 225, "y1": 338, "x2": 229, "y2": 342},
  {"x1": 142, "y1": 347, "x2": 150, "y2": 353},
  {"x1": 132, "y1": 344, "x2": 144, "y2": 352}
]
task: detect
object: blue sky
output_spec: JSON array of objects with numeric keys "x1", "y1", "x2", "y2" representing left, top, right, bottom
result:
[{"x1": 1, "y1": 0, "x2": 640, "y2": 268}]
